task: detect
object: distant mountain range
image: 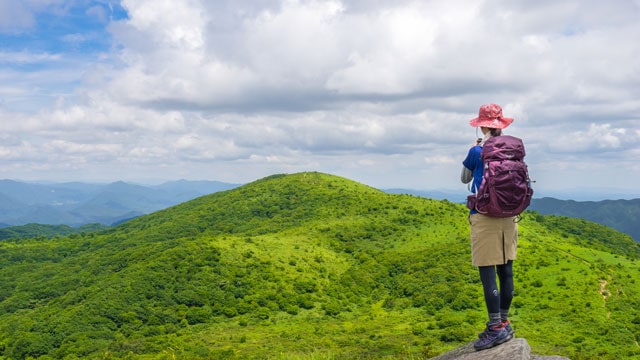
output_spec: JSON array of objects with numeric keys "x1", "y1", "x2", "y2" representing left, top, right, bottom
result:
[
  {"x1": 528, "y1": 197, "x2": 640, "y2": 243},
  {"x1": 2, "y1": 180, "x2": 638, "y2": 243},
  {"x1": 384, "y1": 189, "x2": 640, "y2": 242},
  {"x1": 0, "y1": 179, "x2": 240, "y2": 227}
]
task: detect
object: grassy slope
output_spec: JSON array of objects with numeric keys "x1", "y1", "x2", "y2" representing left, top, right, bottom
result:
[
  {"x1": 0, "y1": 172, "x2": 639, "y2": 359},
  {"x1": 0, "y1": 223, "x2": 109, "y2": 240}
]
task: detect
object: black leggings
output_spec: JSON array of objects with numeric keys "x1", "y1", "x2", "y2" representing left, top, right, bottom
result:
[{"x1": 479, "y1": 260, "x2": 514, "y2": 314}]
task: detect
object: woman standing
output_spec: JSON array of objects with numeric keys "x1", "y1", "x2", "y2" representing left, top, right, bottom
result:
[{"x1": 461, "y1": 103, "x2": 517, "y2": 351}]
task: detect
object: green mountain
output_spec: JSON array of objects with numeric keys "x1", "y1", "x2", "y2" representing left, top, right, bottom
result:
[
  {"x1": 0, "y1": 172, "x2": 639, "y2": 359},
  {"x1": 529, "y1": 197, "x2": 640, "y2": 243},
  {"x1": 0, "y1": 223, "x2": 109, "y2": 241}
]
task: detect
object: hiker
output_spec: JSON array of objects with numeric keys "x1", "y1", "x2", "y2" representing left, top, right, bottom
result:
[{"x1": 461, "y1": 103, "x2": 517, "y2": 351}]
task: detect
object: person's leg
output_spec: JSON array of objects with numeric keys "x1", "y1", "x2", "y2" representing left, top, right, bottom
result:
[
  {"x1": 478, "y1": 265, "x2": 501, "y2": 326},
  {"x1": 475, "y1": 265, "x2": 510, "y2": 350},
  {"x1": 496, "y1": 260, "x2": 514, "y2": 322}
]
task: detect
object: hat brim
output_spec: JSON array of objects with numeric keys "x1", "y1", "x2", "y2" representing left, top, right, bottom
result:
[{"x1": 469, "y1": 116, "x2": 514, "y2": 129}]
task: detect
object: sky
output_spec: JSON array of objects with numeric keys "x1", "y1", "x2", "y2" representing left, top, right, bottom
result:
[{"x1": 1, "y1": 0, "x2": 639, "y2": 199}]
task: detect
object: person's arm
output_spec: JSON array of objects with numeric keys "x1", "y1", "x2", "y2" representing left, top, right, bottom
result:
[
  {"x1": 461, "y1": 166, "x2": 473, "y2": 184},
  {"x1": 461, "y1": 144, "x2": 479, "y2": 184}
]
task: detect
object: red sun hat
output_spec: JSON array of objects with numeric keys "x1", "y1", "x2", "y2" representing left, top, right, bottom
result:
[{"x1": 469, "y1": 103, "x2": 514, "y2": 129}]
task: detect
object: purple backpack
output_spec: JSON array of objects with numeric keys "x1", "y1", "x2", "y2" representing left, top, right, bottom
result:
[{"x1": 472, "y1": 135, "x2": 533, "y2": 217}]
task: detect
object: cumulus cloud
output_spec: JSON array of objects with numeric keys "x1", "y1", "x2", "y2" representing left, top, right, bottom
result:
[
  {"x1": 550, "y1": 123, "x2": 636, "y2": 153},
  {"x1": 0, "y1": 0, "x2": 639, "y2": 195}
]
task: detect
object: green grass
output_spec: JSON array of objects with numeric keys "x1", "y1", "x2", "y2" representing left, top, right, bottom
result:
[{"x1": 0, "y1": 172, "x2": 639, "y2": 359}]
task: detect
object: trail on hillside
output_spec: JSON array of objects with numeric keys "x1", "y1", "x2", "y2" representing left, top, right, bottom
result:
[{"x1": 600, "y1": 280, "x2": 609, "y2": 305}]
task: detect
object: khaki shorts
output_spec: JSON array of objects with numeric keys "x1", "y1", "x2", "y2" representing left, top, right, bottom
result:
[{"x1": 469, "y1": 213, "x2": 518, "y2": 267}]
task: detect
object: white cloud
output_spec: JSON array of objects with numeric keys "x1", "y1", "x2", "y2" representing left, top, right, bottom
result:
[
  {"x1": 550, "y1": 123, "x2": 635, "y2": 153},
  {"x1": 0, "y1": 0, "x2": 35, "y2": 32},
  {"x1": 0, "y1": 51, "x2": 61, "y2": 63},
  {"x1": 121, "y1": 0, "x2": 205, "y2": 50},
  {"x1": 1, "y1": 0, "x2": 640, "y2": 195}
]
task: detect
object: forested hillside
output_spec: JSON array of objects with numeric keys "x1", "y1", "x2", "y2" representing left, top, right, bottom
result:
[
  {"x1": 530, "y1": 197, "x2": 640, "y2": 242},
  {"x1": 0, "y1": 172, "x2": 638, "y2": 359},
  {"x1": 0, "y1": 223, "x2": 108, "y2": 240}
]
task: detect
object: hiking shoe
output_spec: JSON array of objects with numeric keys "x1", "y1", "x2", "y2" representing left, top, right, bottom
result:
[
  {"x1": 478, "y1": 320, "x2": 514, "y2": 339},
  {"x1": 502, "y1": 320, "x2": 515, "y2": 337},
  {"x1": 474, "y1": 324, "x2": 510, "y2": 351}
]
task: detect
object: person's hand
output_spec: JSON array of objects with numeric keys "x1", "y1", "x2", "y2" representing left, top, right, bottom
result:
[{"x1": 471, "y1": 138, "x2": 482, "y2": 147}]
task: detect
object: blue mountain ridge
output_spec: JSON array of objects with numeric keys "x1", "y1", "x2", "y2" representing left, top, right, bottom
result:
[
  {"x1": 1, "y1": 180, "x2": 637, "y2": 242},
  {"x1": 0, "y1": 179, "x2": 240, "y2": 227}
]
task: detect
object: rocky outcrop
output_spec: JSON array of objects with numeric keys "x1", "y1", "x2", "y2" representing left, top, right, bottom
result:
[{"x1": 429, "y1": 338, "x2": 570, "y2": 360}]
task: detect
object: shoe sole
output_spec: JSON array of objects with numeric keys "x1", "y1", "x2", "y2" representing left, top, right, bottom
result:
[
  {"x1": 497, "y1": 333, "x2": 513, "y2": 345},
  {"x1": 478, "y1": 329, "x2": 514, "y2": 339},
  {"x1": 474, "y1": 332, "x2": 513, "y2": 351}
]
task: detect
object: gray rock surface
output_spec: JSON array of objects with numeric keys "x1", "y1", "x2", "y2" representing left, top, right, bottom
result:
[{"x1": 429, "y1": 338, "x2": 571, "y2": 360}]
